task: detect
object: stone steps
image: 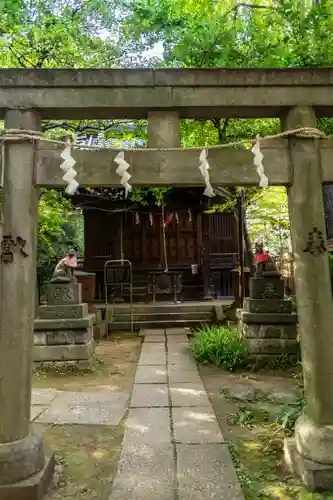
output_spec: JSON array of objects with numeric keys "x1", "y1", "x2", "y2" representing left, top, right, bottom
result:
[
  {"x1": 109, "y1": 307, "x2": 215, "y2": 331},
  {"x1": 110, "y1": 318, "x2": 210, "y2": 332}
]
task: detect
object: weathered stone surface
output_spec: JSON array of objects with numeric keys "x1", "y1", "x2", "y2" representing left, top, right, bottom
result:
[
  {"x1": 36, "y1": 303, "x2": 88, "y2": 319},
  {"x1": 141, "y1": 328, "x2": 165, "y2": 336},
  {"x1": 130, "y1": 384, "x2": 169, "y2": 408},
  {"x1": 238, "y1": 310, "x2": 298, "y2": 324},
  {"x1": 36, "y1": 390, "x2": 129, "y2": 426},
  {"x1": 0, "y1": 454, "x2": 55, "y2": 500},
  {"x1": 177, "y1": 444, "x2": 244, "y2": 500},
  {"x1": 34, "y1": 314, "x2": 95, "y2": 331},
  {"x1": 134, "y1": 365, "x2": 167, "y2": 384},
  {"x1": 0, "y1": 110, "x2": 44, "y2": 447},
  {"x1": 249, "y1": 276, "x2": 284, "y2": 299},
  {"x1": 241, "y1": 322, "x2": 297, "y2": 340},
  {"x1": 122, "y1": 408, "x2": 171, "y2": 444},
  {"x1": 34, "y1": 333, "x2": 46, "y2": 345},
  {"x1": 44, "y1": 328, "x2": 91, "y2": 345},
  {"x1": 0, "y1": 429, "x2": 44, "y2": 484},
  {"x1": 245, "y1": 338, "x2": 298, "y2": 354},
  {"x1": 285, "y1": 437, "x2": 333, "y2": 492},
  {"x1": 170, "y1": 383, "x2": 211, "y2": 407},
  {"x1": 138, "y1": 350, "x2": 166, "y2": 366},
  {"x1": 143, "y1": 335, "x2": 165, "y2": 343},
  {"x1": 109, "y1": 443, "x2": 174, "y2": 500},
  {"x1": 168, "y1": 352, "x2": 197, "y2": 369},
  {"x1": 166, "y1": 335, "x2": 189, "y2": 343},
  {"x1": 33, "y1": 339, "x2": 95, "y2": 362},
  {"x1": 31, "y1": 389, "x2": 59, "y2": 406},
  {"x1": 243, "y1": 297, "x2": 292, "y2": 314},
  {"x1": 147, "y1": 110, "x2": 180, "y2": 148},
  {"x1": 168, "y1": 367, "x2": 201, "y2": 384},
  {"x1": 47, "y1": 282, "x2": 82, "y2": 305},
  {"x1": 30, "y1": 406, "x2": 47, "y2": 422},
  {"x1": 172, "y1": 407, "x2": 224, "y2": 444},
  {"x1": 165, "y1": 328, "x2": 189, "y2": 335},
  {"x1": 4, "y1": 68, "x2": 333, "y2": 123},
  {"x1": 93, "y1": 322, "x2": 107, "y2": 340},
  {"x1": 286, "y1": 105, "x2": 333, "y2": 461}
]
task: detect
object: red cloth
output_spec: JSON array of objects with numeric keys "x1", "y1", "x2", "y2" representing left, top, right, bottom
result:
[
  {"x1": 64, "y1": 256, "x2": 77, "y2": 268},
  {"x1": 255, "y1": 251, "x2": 270, "y2": 263}
]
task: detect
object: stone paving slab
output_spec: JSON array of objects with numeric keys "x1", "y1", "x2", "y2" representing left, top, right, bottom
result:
[
  {"x1": 31, "y1": 389, "x2": 60, "y2": 405},
  {"x1": 135, "y1": 365, "x2": 167, "y2": 384},
  {"x1": 167, "y1": 342, "x2": 190, "y2": 351},
  {"x1": 140, "y1": 343, "x2": 165, "y2": 353},
  {"x1": 166, "y1": 335, "x2": 189, "y2": 343},
  {"x1": 177, "y1": 444, "x2": 245, "y2": 500},
  {"x1": 109, "y1": 443, "x2": 175, "y2": 500},
  {"x1": 168, "y1": 367, "x2": 201, "y2": 383},
  {"x1": 165, "y1": 328, "x2": 190, "y2": 335},
  {"x1": 130, "y1": 384, "x2": 169, "y2": 408},
  {"x1": 167, "y1": 352, "x2": 197, "y2": 369},
  {"x1": 138, "y1": 351, "x2": 167, "y2": 365},
  {"x1": 30, "y1": 405, "x2": 47, "y2": 421},
  {"x1": 172, "y1": 407, "x2": 225, "y2": 444},
  {"x1": 143, "y1": 335, "x2": 166, "y2": 343},
  {"x1": 122, "y1": 408, "x2": 171, "y2": 444},
  {"x1": 141, "y1": 328, "x2": 165, "y2": 336},
  {"x1": 35, "y1": 390, "x2": 129, "y2": 425},
  {"x1": 170, "y1": 383, "x2": 211, "y2": 407}
]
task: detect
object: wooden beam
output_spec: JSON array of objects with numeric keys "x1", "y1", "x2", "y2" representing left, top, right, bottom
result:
[
  {"x1": 35, "y1": 139, "x2": 290, "y2": 188},
  {"x1": 1, "y1": 68, "x2": 333, "y2": 119}
]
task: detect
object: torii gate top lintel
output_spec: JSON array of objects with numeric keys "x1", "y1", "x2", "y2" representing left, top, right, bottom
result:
[{"x1": 1, "y1": 67, "x2": 333, "y2": 119}]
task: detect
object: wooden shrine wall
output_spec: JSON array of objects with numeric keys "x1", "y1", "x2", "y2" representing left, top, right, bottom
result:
[{"x1": 83, "y1": 208, "x2": 238, "y2": 299}]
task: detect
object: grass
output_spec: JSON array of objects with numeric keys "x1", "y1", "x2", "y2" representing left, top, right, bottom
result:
[
  {"x1": 42, "y1": 423, "x2": 124, "y2": 500},
  {"x1": 191, "y1": 323, "x2": 300, "y2": 372},
  {"x1": 190, "y1": 323, "x2": 248, "y2": 371}
]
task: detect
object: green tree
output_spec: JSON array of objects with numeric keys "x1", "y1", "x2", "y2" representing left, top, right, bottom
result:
[
  {"x1": 123, "y1": 0, "x2": 333, "y2": 265},
  {"x1": 37, "y1": 190, "x2": 83, "y2": 294}
]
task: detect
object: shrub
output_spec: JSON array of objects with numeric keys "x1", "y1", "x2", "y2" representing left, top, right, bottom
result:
[{"x1": 190, "y1": 324, "x2": 248, "y2": 371}]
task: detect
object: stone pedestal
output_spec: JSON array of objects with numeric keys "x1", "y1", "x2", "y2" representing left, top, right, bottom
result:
[
  {"x1": 88, "y1": 305, "x2": 107, "y2": 340},
  {"x1": 34, "y1": 283, "x2": 96, "y2": 370},
  {"x1": 237, "y1": 276, "x2": 297, "y2": 362}
]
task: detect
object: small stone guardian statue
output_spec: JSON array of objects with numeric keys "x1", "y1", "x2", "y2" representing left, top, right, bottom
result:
[
  {"x1": 254, "y1": 242, "x2": 280, "y2": 277},
  {"x1": 50, "y1": 250, "x2": 78, "y2": 283}
]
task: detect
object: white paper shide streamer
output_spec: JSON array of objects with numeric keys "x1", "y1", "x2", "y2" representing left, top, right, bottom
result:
[
  {"x1": 114, "y1": 151, "x2": 132, "y2": 198},
  {"x1": 251, "y1": 135, "x2": 268, "y2": 188},
  {"x1": 60, "y1": 145, "x2": 79, "y2": 195},
  {"x1": 199, "y1": 148, "x2": 215, "y2": 198}
]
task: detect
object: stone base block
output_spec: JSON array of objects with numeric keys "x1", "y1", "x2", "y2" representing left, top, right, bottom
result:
[
  {"x1": 47, "y1": 282, "x2": 82, "y2": 305},
  {"x1": 249, "y1": 276, "x2": 284, "y2": 299},
  {"x1": 245, "y1": 337, "x2": 298, "y2": 354},
  {"x1": 243, "y1": 298, "x2": 292, "y2": 314},
  {"x1": 34, "y1": 325, "x2": 93, "y2": 346},
  {"x1": 240, "y1": 322, "x2": 297, "y2": 340},
  {"x1": 33, "y1": 339, "x2": 95, "y2": 363},
  {"x1": 237, "y1": 310, "x2": 298, "y2": 324},
  {"x1": 0, "y1": 455, "x2": 55, "y2": 500},
  {"x1": 285, "y1": 437, "x2": 333, "y2": 492},
  {"x1": 93, "y1": 322, "x2": 107, "y2": 340},
  {"x1": 36, "y1": 303, "x2": 88, "y2": 319},
  {"x1": 34, "y1": 314, "x2": 95, "y2": 331}
]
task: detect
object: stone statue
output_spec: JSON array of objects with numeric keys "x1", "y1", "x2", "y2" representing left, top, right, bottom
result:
[
  {"x1": 50, "y1": 250, "x2": 78, "y2": 283},
  {"x1": 254, "y1": 242, "x2": 280, "y2": 277}
]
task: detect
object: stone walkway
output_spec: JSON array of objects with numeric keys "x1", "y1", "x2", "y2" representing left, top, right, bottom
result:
[{"x1": 109, "y1": 328, "x2": 244, "y2": 500}]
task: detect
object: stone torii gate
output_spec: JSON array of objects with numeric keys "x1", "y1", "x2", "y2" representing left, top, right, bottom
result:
[{"x1": 0, "y1": 68, "x2": 333, "y2": 496}]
